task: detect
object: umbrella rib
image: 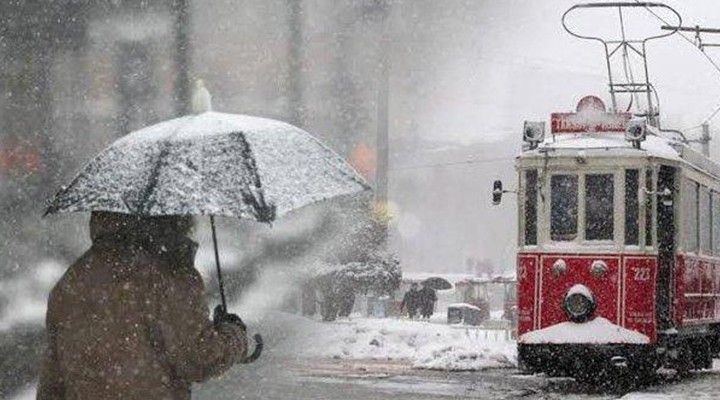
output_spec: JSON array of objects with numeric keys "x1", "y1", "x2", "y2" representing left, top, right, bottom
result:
[
  {"x1": 136, "y1": 117, "x2": 197, "y2": 215},
  {"x1": 138, "y1": 115, "x2": 204, "y2": 214},
  {"x1": 137, "y1": 145, "x2": 171, "y2": 215},
  {"x1": 234, "y1": 131, "x2": 276, "y2": 223}
]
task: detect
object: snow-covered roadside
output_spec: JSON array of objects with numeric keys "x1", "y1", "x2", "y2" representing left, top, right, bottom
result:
[
  {"x1": 274, "y1": 314, "x2": 516, "y2": 371},
  {"x1": 8, "y1": 385, "x2": 36, "y2": 400},
  {"x1": 0, "y1": 260, "x2": 64, "y2": 331}
]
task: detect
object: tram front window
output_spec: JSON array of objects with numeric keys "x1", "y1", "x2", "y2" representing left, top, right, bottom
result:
[
  {"x1": 551, "y1": 174, "x2": 578, "y2": 241},
  {"x1": 586, "y1": 174, "x2": 614, "y2": 240}
]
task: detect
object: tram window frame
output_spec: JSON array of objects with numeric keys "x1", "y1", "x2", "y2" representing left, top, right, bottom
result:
[
  {"x1": 524, "y1": 169, "x2": 538, "y2": 246},
  {"x1": 550, "y1": 174, "x2": 579, "y2": 242},
  {"x1": 625, "y1": 169, "x2": 639, "y2": 245},
  {"x1": 682, "y1": 178, "x2": 699, "y2": 253},
  {"x1": 585, "y1": 173, "x2": 615, "y2": 241},
  {"x1": 700, "y1": 186, "x2": 711, "y2": 255},
  {"x1": 645, "y1": 169, "x2": 654, "y2": 248},
  {"x1": 713, "y1": 191, "x2": 720, "y2": 255}
]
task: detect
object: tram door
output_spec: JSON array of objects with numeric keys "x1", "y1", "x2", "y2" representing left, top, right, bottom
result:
[{"x1": 657, "y1": 165, "x2": 675, "y2": 330}]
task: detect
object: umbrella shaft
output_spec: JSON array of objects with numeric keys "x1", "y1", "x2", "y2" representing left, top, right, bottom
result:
[{"x1": 210, "y1": 216, "x2": 228, "y2": 312}]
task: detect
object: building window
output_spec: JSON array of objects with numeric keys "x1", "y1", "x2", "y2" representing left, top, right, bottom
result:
[
  {"x1": 551, "y1": 174, "x2": 578, "y2": 241},
  {"x1": 625, "y1": 169, "x2": 639, "y2": 245},
  {"x1": 585, "y1": 174, "x2": 614, "y2": 241},
  {"x1": 524, "y1": 170, "x2": 538, "y2": 246}
]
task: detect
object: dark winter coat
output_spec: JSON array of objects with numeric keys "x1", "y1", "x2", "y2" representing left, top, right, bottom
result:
[
  {"x1": 400, "y1": 289, "x2": 420, "y2": 315},
  {"x1": 418, "y1": 287, "x2": 437, "y2": 316},
  {"x1": 37, "y1": 212, "x2": 247, "y2": 400}
]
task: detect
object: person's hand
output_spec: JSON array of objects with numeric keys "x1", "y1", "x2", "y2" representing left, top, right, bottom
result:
[{"x1": 213, "y1": 305, "x2": 247, "y2": 331}]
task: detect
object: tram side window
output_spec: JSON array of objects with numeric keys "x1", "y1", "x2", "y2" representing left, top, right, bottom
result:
[
  {"x1": 625, "y1": 169, "x2": 639, "y2": 245},
  {"x1": 524, "y1": 170, "x2": 538, "y2": 246},
  {"x1": 700, "y1": 186, "x2": 711, "y2": 254},
  {"x1": 551, "y1": 175, "x2": 578, "y2": 241},
  {"x1": 683, "y1": 179, "x2": 699, "y2": 253},
  {"x1": 710, "y1": 191, "x2": 720, "y2": 256},
  {"x1": 586, "y1": 174, "x2": 614, "y2": 241}
]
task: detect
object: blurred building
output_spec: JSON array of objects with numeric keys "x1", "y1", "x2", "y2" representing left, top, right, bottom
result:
[{"x1": 0, "y1": 0, "x2": 394, "y2": 273}]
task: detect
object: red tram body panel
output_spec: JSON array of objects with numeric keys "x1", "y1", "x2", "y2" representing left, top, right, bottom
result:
[
  {"x1": 518, "y1": 253, "x2": 657, "y2": 342},
  {"x1": 675, "y1": 255, "x2": 720, "y2": 326}
]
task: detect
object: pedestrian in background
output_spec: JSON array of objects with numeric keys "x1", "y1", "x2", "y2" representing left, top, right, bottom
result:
[
  {"x1": 400, "y1": 283, "x2": 420, "y2": 318},
  {"x1": 418, "y1": 282, "x2": 438, "y2": 319}
]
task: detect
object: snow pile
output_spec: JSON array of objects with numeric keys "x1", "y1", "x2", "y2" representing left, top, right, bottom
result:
[
  {"x1": 413, "y1": 338, "x2": 515, "y2": 370},
  {"x1": 278, "y1": 315, "x2": 516, "y2": 371},
  {"x1": 518, "y1": 317, "x2": 649, "y2": 344}
]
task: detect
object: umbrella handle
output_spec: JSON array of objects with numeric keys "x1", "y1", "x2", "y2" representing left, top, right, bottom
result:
[
  {"x1": 242, "y1": 333, "x2": 263, "y2": 363},
  {"x1": 210, "y1": 216, "x2": 228, "y2": 312}
]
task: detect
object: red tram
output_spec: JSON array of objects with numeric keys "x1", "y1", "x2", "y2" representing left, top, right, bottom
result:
[{"x1": 494, "y1": 2, "x2": 720, "y2": 382}]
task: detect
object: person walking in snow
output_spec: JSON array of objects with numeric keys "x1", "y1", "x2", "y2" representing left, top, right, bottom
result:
[
  {"x1": 38, "y1": 212, "x2": 248, "y2": 400},
  {"x1": 400, "y1": 283, "x2": 420, "y2": 318},
  {"x1": 418, "y1": 282, "x2": 437, "y2": 319}
]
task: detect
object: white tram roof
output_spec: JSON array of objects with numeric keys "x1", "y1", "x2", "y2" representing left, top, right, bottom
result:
[
  {"x1": 519, "y1": 127, "x2": 680, "y2": 161},
  {"x1": 518, "y1": 127, "x2": 720, "y2": 179}
]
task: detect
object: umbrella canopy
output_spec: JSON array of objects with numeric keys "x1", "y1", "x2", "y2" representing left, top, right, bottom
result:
[
  {"x1": 45, "y1": 112, "x2": 369, "y2": 220},
  {"x1": 423, "y1": 276, "x2": 453, "y2": 291}
]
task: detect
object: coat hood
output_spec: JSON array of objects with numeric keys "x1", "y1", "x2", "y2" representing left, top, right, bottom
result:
[{"x1": 89, "y1": 211, "x2": 196, "y2": 257}]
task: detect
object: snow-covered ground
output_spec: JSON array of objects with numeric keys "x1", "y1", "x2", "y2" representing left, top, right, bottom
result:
[
  {"x1": 274, "y1": 314, "x2": 517, "y2": 371},
  {"x1": 0, "y1": 259, "x2": 64, "y2": 331},
  {"x1": 618, "y1": 360, "x2": 720, "y2": 400},
  {"x1": 8, "y1": 385, "x2": 35, "y2": 400}
]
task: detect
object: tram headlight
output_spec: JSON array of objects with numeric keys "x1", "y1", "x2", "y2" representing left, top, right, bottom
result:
[{"x1": 563, "y1": 284, "x2": 596, "y2": 322}]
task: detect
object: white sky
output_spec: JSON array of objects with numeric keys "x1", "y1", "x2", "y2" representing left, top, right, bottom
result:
[
  {"x1": 412, "y1": 0, "x2": 720, "y2": 145},
  {"x1": 390, "y1": 1, "x2": 720, "y2": 273}
]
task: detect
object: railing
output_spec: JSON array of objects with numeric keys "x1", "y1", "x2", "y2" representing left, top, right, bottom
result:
[{"x1": 450, "y1": 319, "x2": 517, "y2": 341}]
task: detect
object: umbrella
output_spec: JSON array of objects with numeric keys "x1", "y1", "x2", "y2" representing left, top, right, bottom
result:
[
  {"x1": 45, "y1": 110, "x2": 370, "y2": 361},
  {"x1": 422, "y1": 277, "x2": 453, "y2": 291}
]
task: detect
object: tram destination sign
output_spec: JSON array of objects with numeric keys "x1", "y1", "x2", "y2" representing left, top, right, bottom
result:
[
  {"x1": 550, "y1": 112, "x2": 631, "y2": 133},
  {"x1": 551, "y1": 95, "x2": 632, "y2": 134}
]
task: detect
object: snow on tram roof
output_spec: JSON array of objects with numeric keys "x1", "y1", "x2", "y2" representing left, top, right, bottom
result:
[
  {"x1": 518, "y1": 126, "x2": 720, "y2": 179},
  {"x1": 520, "y1": 127, "x2": 681, "y2": 161}
]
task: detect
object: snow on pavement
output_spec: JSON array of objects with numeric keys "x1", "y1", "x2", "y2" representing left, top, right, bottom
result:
[
  {"x1": 619, "y1": 360, "x2": 720, "y2": 400},
  {"x1": 274, "y1": 314, "x2": 517, "y2": 371}
]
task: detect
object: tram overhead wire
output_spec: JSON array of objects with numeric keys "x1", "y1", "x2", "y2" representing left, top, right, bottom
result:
[
  {"x1": 390, "y1": 156, "x2": 514, "y2": 171},
  {"x1": 634, "y1": 0, "x2": 720, "y2": 128}
]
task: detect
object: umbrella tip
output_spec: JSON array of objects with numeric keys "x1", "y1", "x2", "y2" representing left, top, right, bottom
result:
[{"x1": 191, "y1": 79, "x2": 212, "y2": 114}]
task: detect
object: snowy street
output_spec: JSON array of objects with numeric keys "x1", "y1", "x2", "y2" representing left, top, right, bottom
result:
[
  {"x1": 8, "y1": 315, "x2": 720, "y2": 399},
  {"x1": 193, "y1": 356, "x2": 720, "y2": 400},
  {"x1": 191, "y1": 316, "x2": 720, "y2": 400}
]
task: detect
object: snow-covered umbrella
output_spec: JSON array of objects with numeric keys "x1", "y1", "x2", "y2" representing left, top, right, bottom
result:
[
  {"x1": 45, "y1": 93, "x2": 369, "y2": 361},
  {"x1": 46, "y1": 111, "x2": 368, "y2": 222},
  {"x1": 422, "y1": 276, "x2": 453, "y2": 291}
]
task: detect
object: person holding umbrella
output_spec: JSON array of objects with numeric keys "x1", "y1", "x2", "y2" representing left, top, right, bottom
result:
[
  {"x1": 38, "y1": 212, "x2": 248, "y2": 400},
  {"x1": 40, "y1": 84, "x2": 368, "y2": 399},
  {"x1": 418, "y1": 281, "x2": 438, "y2": 319},
  {"x1": 400, "y1": 283, "x2": 420, "y2": 318}
]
